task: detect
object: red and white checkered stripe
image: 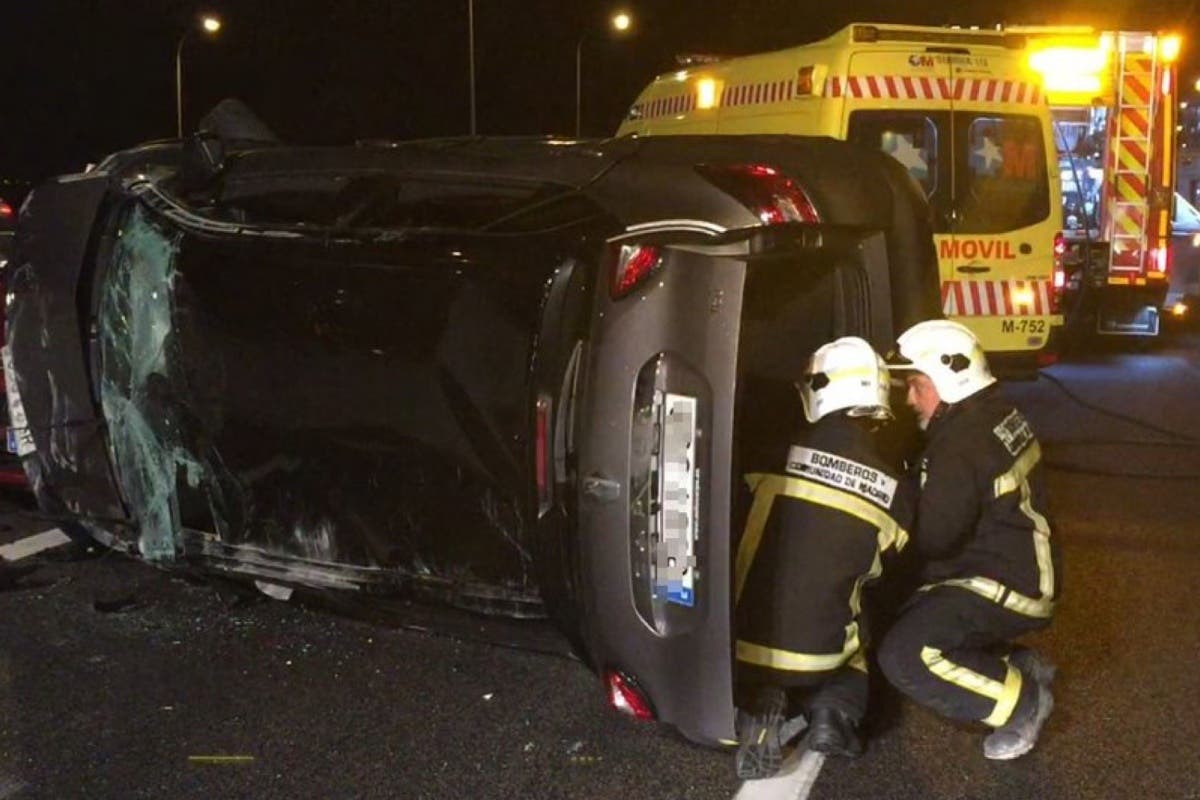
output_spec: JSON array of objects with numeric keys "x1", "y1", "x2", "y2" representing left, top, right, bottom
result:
[
  {"x1": 632, "y1": 93, "x2": 697, "y2": 120},
  {"x1": 721, "y1": 79, "x2": 797, "y2": 107},
  {"x1": 827, "y1": 76, "x2": 1043, "y2": 105},
  {"x1": 941, "y1": 280, "x2": 1054, "y2": 316}
]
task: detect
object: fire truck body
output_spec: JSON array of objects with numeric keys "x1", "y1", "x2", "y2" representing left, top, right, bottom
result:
[{"x1": 1019, "y1": 27, "x2": 1182, "y2": 337}]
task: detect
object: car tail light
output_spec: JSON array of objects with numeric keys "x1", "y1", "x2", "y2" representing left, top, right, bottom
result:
[
  {"x1": 609, "y1": 243, "x2": 662, "y2": 299},
  {"x1": 604, "y1": 669, "x2": 656, "y2": 721},
  {"x1": 0, "y1": 200, "x2": 12, "y2": 220},
  {"x1": 696, "y1": 163, "x2": 820, "y2": 226},
  {"x1": 535, "y1": 394, "x2": 551, "y2": 516}
]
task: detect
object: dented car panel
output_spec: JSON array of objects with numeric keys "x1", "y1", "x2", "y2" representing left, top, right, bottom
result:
[{"x1": 6, "y1": 133, "x2": 941, "y2": 745}]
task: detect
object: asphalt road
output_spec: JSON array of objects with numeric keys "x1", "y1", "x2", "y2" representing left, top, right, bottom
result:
[{"x1": 2, "y1": 334, "x2": 1200, "y2": 799}]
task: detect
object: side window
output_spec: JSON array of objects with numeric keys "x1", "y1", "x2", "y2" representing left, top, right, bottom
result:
[
  {"x1": 848, "y1": 113, "x2": 939, "y2": 199},
  {"x1": 847, "y1": 110, "x2": 948, "y2": 233},
  {"x1": 956, "y1": 114, "x2": 1050, "y2": 234}
]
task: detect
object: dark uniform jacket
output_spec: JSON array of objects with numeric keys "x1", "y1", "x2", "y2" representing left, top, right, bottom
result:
[
  {"x1": 735, "y1": 414, "x2": 910, "y2": 682},
  {"x1": 913, "y1": 385, "x2": 1061, "y2": 616}
]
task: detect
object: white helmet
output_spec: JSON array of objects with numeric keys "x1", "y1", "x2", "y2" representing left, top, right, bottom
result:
[
  {"x1": 799, "y1": 336, "x2": 892, "y2": 423},
  {"x1": 890, "y1": 320, "x2": 995, "y2": 403}
]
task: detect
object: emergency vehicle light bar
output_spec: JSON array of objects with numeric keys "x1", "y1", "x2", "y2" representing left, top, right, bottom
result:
[{"x1": 852, "y1": 25, "x2": 1025, "y2": 49}]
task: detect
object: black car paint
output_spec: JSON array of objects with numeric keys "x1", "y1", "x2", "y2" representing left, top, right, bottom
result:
[{"x1": 6, "y1": 133, "x2": 941, "y2": 744}]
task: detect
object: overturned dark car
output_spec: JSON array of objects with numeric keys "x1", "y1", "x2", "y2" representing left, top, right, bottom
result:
[{"x1": 4, "y1": 112, "x2": 940, "y2": 746}]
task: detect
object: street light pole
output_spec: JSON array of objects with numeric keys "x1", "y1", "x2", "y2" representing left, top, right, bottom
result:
[
  {"x1": 575, "y1": 38, "x2": 584, "y2": 138},
  {"x1": 575, "y1": 11, "x2": 632, "y2": 139},
  {"x1": 175, "y1": 15, "x2": 222, "y2": 139},
  {"x1": 468, "y1": 0, "x2": 476, "y2": 135}
]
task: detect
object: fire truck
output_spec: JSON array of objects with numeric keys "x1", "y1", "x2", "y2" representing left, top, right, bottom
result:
[{"x1": 1016, "y1": 26, "x2": 1182, "y2": 337}]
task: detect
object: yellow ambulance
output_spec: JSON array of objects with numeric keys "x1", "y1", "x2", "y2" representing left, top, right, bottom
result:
[{"x1": 618, "y1": 23, "x2": 1064, "y2": 370}]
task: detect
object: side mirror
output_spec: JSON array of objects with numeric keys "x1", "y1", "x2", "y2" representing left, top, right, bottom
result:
[{"x1": 180, "y1": 131, "x2": 226, "y2": 190}]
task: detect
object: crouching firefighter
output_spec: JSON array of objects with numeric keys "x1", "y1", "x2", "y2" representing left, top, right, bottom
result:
[
  {"x1": 879, "y1": 320, "x2": 1061, "y2": 761},
  {"x1": 734, "y1": 337, "x2": 911, "y2": 779}
]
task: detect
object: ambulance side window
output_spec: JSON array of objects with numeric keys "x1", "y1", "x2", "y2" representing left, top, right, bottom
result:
[
  {"x1": 956, "y1": 114, "x2": 1050, "y2": 234},
  {"x1": 847, "y1": 111, "x2": 946, "y2": 232},
  {"x1": 846, "y1": 113, "x2": 939, "y2": 198}
]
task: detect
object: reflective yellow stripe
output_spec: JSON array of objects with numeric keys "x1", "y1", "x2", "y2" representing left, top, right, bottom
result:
[
  {"x1": 921, "y1": 646, "x2": 1004, "y2": 700},
  {"x1": 735, "y1": 474, "x2": 778, "y2": 604},
  {"x1": 990, "y1": 440, "x2": 1056, "y2": 607},
  {"x1": 928, "y1": 577, "x2": 1055, "y2": 618},
  {"x1": 992, "y1": 441, "x2": 1041, "y2": 497},
  {"x1": 736, "y1": 473, "x2": 908, "y2": 603},
  {"x1": 983, "y1": 663, "x2": 1024, "y2": 727},
  {"x1": 737, "y1": 626, "x2": 861, "y2": 673},
  {"x1": 920, "y1": 647, "x2": 1023, "y2": 727}
]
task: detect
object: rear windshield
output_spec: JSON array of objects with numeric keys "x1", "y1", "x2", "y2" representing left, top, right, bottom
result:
[{"x1": 848, "y1": 110, "x2": 1050, "y2": 234}]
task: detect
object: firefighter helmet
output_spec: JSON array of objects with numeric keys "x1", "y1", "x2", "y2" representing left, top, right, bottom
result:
[
  {"x1": 799, "y1": 337, "x2": 891, "y2": 423},
  {"x1": 890, "y1": 319, "x2": 996, "y2": 403}
]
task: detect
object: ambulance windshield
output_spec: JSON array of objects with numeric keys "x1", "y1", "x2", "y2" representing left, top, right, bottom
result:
[{"x1": 848, "y1": 110, "x2": 1049, "y2": 235}]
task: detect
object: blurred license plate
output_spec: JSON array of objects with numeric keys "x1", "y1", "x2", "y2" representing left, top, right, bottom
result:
[
  {"x1": 656, "y1": 392, "x2": 697, "y2": 607},
  {"x1": 2, "y1": 345, "x2": 35, "y2": 456}
]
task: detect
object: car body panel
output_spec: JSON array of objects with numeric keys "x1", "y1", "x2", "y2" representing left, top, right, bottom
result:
[{"x1": 5, "y1": 131, "x2": 941, "y2": 745}]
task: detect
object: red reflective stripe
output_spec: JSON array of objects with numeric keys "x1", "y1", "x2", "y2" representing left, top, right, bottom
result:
[
  {"x1": 941, "y1": 281, "x2": 955, "y2": 313},
  {"x1": 865, "y1": 75, "x2": 879, "y2": 97},
  {"x1": 970, "y1": 79, "x2": 983, "y2": 101},
  {"x1": 849, "y1": 77, "x2": 863, "y2": 98},
  {"x1": 1016, "y1": 83, "x2": 1028, "y2": 104},
  {"x1": 901, "y1": 76, "x2": 916, "y2": 98},
  {"x1": 984, "y1": 281, "x2": 999, "y2": 314},
  {"x1": 953, "y1": 79, "x2": 965, "y2": 100},
  {"x1": 967, "y1": 281, "x2": 981, "y2": 314},
  {"x1": 1002, "y1": 81, "x2": 1014, "y2": 102}
]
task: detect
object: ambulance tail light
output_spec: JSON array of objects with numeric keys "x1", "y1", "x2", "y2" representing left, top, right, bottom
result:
[
  {"x1": 604, "y1": 669, "x2": 656, "y2": 721},
  {"x1": 608, "y1": 243, "x2": 663, "y2": 299},
  {"x1": 696, "y1": 164, "x2": 821, "y2": 226},
  {"x1": 1051, "y1": 231, "x2": 1066, "y2": 313}
]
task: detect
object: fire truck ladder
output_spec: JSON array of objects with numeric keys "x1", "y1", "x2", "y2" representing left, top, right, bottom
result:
[{"x1": 1107, "y1": 44, "x2": 1158, "y2": 277}]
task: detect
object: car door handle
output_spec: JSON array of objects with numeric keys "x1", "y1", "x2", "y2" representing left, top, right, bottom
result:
[
  {"x1": 582, "y1": 474, "x2": 621, "y2": 502},
  {"x1": 956, "y1": 265, "x2": 992, "y2": 274}
]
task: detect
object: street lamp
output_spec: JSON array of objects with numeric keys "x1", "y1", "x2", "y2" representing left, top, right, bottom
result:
[
  {"x1": 175, "y1": 14, "x2": 222, "y2": 138},
  {"x1": 576, "y1": 10, "x2": 633, "y2": 138},
  {"x1": 468, "y1": 0, "x2": 476, "y2": 135}
]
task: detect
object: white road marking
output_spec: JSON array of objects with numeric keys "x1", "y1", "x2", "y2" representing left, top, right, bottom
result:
[
  {"x1": 733, "y1": 749, "x2": 827, "y2": 800},
  {"x1": 0, "y1": 528, "x2": 71, "y2": 561}
]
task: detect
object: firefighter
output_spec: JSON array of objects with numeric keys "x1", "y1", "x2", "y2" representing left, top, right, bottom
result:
[
  {"x1": 878, "y1": 319, "x2": 1061, "y2": 760},
  {"x1": 735, "y1": 337, "x2": 910, "y2": 779}
]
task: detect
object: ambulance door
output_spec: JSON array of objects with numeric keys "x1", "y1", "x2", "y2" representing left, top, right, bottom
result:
[
  {"x1": 841, "y1": 49, "x2": 958, "y2": 314},
  {"x1": 949, "y1": 109, "x2": 1056, "y2": 353}
]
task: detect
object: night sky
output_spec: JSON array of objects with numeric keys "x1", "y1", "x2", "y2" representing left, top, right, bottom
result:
[{"x1": 5, "y1": 0, "x2": 1200, "y2": 192}]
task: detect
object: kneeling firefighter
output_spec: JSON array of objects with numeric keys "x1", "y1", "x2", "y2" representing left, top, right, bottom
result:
[
  {"x1": 879, "y1": 320, "x2": 1061, "y2": 761},
  {"x1": 734, "y1": 337, "x2": 911, "y2": 779}
]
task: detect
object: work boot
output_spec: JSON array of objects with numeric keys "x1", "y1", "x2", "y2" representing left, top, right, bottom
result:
[
  {"x1": 735, "y1": 686, "x2": 788, "y2": 779},
  {"x1": 983, "y1": 677, "x2": 1054, "y2": 760},
  {"x1": 1009, "y1": 647, "x2": 1057, "y2": 686},
  {"x1": 807, "y1": 707, "x2": 864, "y2": 758}
]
